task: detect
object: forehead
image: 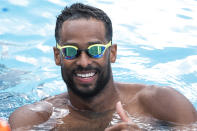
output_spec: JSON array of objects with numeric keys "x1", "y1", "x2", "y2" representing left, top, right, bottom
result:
[{"x1": 60, "y1": 18, "x2": 106, "y2": 44}]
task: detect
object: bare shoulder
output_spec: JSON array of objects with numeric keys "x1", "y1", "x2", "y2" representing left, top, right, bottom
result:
[
  {"x1": 115, "y1": 82, "x2": 146, "y2": 95},
  {"x1": 9, "y1": 93, "x2": 68, "y2": 130},
  {"x1": 137, "y1": 85, "x2": 197, "y2": 124},
  {"x1": 44, "y1": 92, "x2": 69, "y2": 108},
  {"x1": 116, "y1": 82, "x2": 197, "y2": 124},
  {"x1": 9, "y1": 100, "x2": 53, "y2": 130}
]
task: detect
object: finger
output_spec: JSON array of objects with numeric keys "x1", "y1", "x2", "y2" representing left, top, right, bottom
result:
[
  {"x1": 105, "y1": 122, "x2": 140, "y2": 131},
  {"x1": 104, "y1": 122, "x2": 129, "y2": 131},
  {"x1": 116, "y1": 101, "x2": 129, "y2": 122}
]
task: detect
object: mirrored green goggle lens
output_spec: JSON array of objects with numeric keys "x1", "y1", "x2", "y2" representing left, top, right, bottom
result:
[
  {"x1": 62, "y1": 46, "x2": 105, "y2": 59},
  {"x1": 88, "y1": 46, "x2": 105, "y2": 56},
  {"x1": 62, "y1": 47, "x2": 77, "y2": 59}
]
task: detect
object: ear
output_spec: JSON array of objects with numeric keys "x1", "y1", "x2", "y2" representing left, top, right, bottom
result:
[
  {"x1": 53, "y1": 47, "x2": 61, "y2": 66},
  {"x1": 110, "y1": 44, "x2": 117, "y2": 63}
]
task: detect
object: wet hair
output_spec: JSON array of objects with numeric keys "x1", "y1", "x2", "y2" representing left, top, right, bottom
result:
[{"x1": 55, "y1": 3, "x2": 112, "y2": 43}]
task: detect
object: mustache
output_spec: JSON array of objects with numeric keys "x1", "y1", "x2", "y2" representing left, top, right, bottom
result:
[{"x1": 72, "y1": 65, "x2": 100, "y2": 73}]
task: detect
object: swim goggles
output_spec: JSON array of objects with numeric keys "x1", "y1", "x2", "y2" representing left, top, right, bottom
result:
[{"x1": 56, "y1": 41, "x2": 112, "y2": 60}]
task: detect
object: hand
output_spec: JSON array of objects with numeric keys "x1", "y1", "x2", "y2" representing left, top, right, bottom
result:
[{"x1": 105, "y1": 101, "x2": 141, "y2": 131}]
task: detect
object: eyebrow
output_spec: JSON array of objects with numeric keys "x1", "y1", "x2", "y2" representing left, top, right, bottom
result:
[
  {"x1": 61, "y1": 41, "x2": 103, "y2": 46},
  {"x1": 87, "y1": 41, "x2": 102, "y2": 45},
  {"x1": 61, "y1": 42, "x2": 78, "y2": 46}
]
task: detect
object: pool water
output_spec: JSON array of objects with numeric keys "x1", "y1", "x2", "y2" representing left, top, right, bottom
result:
[{"x1": 0, "y1": 0, "x2": 197, "y2": 130}]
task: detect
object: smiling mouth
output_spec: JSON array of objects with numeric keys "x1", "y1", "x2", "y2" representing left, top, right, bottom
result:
[
  {"x1": 74, "y1": 71, "x2": 97, "y2": 84},
  {"x1": 76, "y1": 72, "x2": 96, "y2": 78}
]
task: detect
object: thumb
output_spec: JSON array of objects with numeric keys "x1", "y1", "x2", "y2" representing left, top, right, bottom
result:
[{"x1": 116, "y1": 101, "x2": 129, "y2": 122}]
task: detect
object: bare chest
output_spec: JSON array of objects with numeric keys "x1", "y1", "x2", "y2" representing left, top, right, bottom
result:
[{"x1": 51, "y1": 109, "x2": 114, "y2": 131}]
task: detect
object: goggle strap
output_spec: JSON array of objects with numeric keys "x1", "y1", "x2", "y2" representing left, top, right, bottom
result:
[{"x1": 56, "y1": 43, "x2": 61, "y2": 49}]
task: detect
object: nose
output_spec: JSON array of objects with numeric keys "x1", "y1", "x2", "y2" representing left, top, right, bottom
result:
[{"x1": 76, "y1": 51, "x2": 92, "y2": 68}]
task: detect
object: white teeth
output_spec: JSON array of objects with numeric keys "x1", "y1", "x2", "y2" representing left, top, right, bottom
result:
[{"x1": 76, "y1": 72, "x2": 95, "y2": 78}]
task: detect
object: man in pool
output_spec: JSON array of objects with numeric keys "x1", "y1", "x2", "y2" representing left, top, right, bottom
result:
[{"x1": 9, "y1": 3, "x2": 197, "y2": 131}]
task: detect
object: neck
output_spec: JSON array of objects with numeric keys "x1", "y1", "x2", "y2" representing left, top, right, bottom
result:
[{"x1": 68, "y1": 79, "x2": 120, "y2": 113}]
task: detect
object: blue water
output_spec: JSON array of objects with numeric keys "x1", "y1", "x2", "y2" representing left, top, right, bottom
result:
[{"x1": 0, "y1": 0, "x2": 197, "y2": 125}]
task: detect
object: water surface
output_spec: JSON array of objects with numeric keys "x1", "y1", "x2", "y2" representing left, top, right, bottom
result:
[{"x1": 0, "y1": 0, "x2": 197, "y2": 130}]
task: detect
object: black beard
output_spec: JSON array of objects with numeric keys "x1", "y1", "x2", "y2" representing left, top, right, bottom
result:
[{"x1": 61, "y1": 60, "x2": 112, "y2": 100}]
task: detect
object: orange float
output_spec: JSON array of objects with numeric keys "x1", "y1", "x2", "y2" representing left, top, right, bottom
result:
[{"x1": 0, "y1": 119, "x2": 11, "y2": 131}]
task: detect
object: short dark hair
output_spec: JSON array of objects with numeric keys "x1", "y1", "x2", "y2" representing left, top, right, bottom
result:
[{"x1": 55, "y1": 3, "x2": 112, "y2": 44}]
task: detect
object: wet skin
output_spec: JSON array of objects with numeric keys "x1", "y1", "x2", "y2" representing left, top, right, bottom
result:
[
  {"x1": 9, "y1": 18, "x2": 197, "y2": 131},
  {"x1": 59, "y1": 19, "x2": 113, "y2": 99}
]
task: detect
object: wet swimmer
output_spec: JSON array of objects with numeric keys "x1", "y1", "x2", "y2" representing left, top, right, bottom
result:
[{"x1": 9, "y1": 3, "x2": 197, "y2": 131}]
